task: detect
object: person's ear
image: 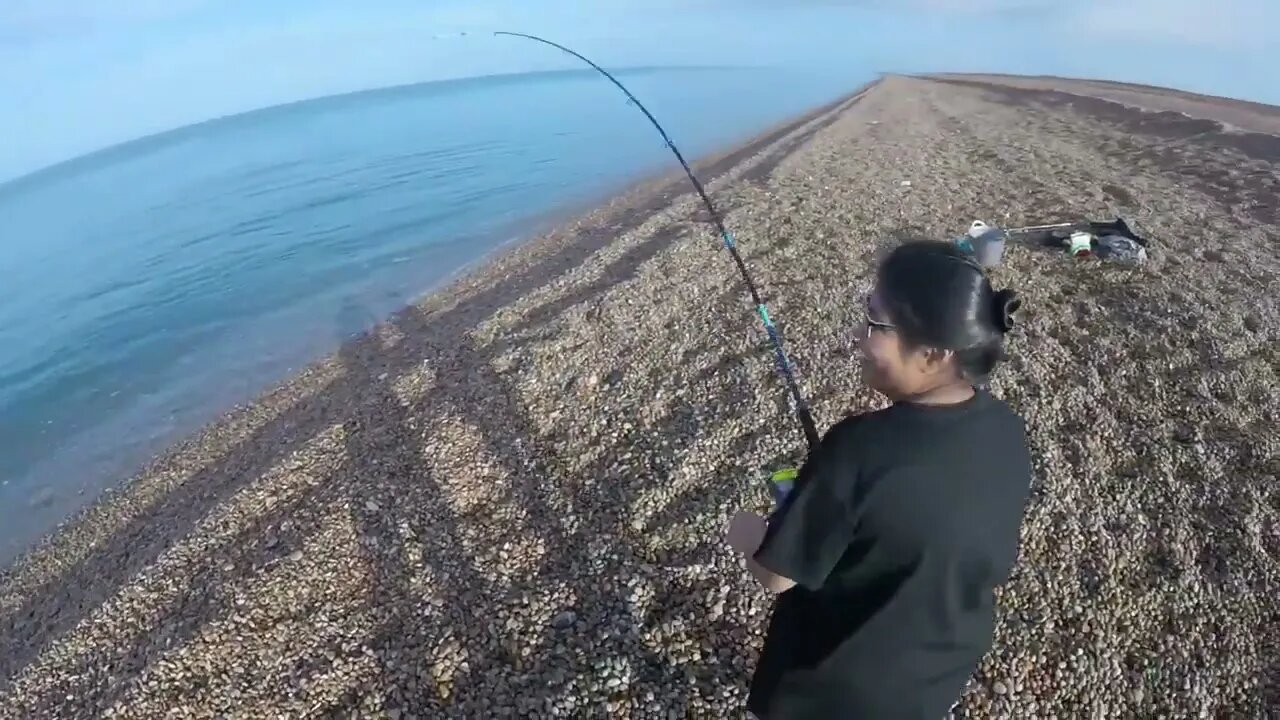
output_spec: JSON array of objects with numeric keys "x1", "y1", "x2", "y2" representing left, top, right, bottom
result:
[
  {"x1": 902, "y1": 344, "x2": 937, "y2": 374},
  {"x1": 918, "y1": 347, "x2": 953, "y2": 376}
]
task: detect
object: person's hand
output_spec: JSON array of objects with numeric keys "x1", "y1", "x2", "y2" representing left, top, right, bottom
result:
[{"x1": 726, "y1": 510, "x2": 768, "y2": 556}]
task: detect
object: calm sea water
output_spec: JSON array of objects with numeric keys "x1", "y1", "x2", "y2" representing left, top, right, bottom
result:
[{"x1": 0, "y1": 66, "x2": 859, "y2": 561}]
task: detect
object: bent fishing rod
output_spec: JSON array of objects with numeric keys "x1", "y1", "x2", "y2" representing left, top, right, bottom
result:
[{"x1": 494, "y1": 30, "x2": 820, "y2": 451}]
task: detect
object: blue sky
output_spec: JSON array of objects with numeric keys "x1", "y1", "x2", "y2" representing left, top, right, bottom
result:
[{"x1": 2, "y1": 0, "x2": 1277, "y2": 182}]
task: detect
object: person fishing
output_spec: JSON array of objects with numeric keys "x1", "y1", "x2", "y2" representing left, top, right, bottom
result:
[
  {"x1": 725, "y1": 239, "x2": 1034, "y2": 720},
  {"x1": 492, "y1": 34, "x2": 1029, "y2": 716}
]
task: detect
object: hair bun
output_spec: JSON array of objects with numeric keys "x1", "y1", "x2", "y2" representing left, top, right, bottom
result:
[{"x1": 992, "y1": 289, "x2": 1021, "y2": 332}]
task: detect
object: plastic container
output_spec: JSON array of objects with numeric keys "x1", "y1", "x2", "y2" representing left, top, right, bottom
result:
[
  {"x1": 967, "y1": 221, "x2": 1007, "y2": 268},
  {"x1": 1068, "y1": 231, "x2": 1093, "y2": 257}
]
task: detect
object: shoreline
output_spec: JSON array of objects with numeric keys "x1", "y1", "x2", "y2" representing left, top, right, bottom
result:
[
  {"x1": 0, "y1": 80, "x2": 871, "y2": 567},
  {"x1": 408, "y1": 80, "x2": 871, "y2": 311},
  {"x1": 0, "y1": 78, "x2": 872, "y2": 573},
  {"x1": 409, "y1": 80, "x2": 874, "y2": 313}
]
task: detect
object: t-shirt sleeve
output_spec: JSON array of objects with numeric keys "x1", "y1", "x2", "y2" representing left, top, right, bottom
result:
[{"x1": 752, "y1": 420, "x2": 858, "y2": 591}]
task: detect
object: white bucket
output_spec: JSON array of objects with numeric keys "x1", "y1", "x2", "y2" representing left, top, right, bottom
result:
[{"x1": 968, "y1": 222, "x2": 1006, "y2": 268}]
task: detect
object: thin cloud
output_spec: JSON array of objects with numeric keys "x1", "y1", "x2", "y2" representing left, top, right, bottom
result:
[
  {"x1": 904, "y1": 0, "x2": 1051, "y2": 10},
  {"x1": 0, "y1": 0, "x2": 210, "y2": 35},
  {"x1": 787, "y1": 0, "x2": 1053, "y2": 11},
  {"x1": 796, "y1": 0, "x2": 1275, "y2": 48},
  {"x1": 1072, "y1": 0, "x2": 1277, "y2": 48}
]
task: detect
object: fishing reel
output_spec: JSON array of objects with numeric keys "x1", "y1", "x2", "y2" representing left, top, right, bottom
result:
[{"x1": 766, "y1": 466, "x2": 798, "y2": 505}]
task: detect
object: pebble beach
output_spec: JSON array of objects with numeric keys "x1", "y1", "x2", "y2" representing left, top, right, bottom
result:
[{"x1": 2, "y1": 74, "x2": 1278, "y2": 719}]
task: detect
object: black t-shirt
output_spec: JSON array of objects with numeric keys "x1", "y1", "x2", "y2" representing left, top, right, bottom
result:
[{"x1": 747, "y1": 388, "x2": 1033, "y2": 720}]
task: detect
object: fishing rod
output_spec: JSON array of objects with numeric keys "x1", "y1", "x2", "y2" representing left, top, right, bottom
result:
[{"x1": 494, "y1": 30, "x2": 820, "y2": 451}]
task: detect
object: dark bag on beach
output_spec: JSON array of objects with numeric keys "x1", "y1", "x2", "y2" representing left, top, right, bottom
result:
[{"x1": 1088, "y1": 217, "x2": 1148, "y2": 247}]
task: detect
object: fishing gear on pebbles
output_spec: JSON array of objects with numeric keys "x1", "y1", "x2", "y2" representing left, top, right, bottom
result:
[{"x1": 496, "y1": 31, "x2": 821, "y2": 453}]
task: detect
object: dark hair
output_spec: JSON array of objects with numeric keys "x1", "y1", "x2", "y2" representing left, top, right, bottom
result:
[{"x1": 876, "y1": 240, "x2": 1022, "y2": 380}]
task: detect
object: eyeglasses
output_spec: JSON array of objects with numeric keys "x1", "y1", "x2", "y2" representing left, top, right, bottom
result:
[
  {"x1": 859, "y1": 295, "x2": 895, "y2": 340},
  {"x1": 862, "y1": 313, "x2": 895, "y2": 339},
  {"x1": 866, "y1": 316, "x2": 895, "y2": 332}
]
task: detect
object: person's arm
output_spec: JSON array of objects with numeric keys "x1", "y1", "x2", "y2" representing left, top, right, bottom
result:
[
  {"x1": 727, "y1": 511, "x2": 796, "y2": 593},
  {"x1": 748, "y1": 546, "x2": 799, "y2": 593},
  {"x1": 726, "y1": 420, "x2": 860, "y2": 592}
]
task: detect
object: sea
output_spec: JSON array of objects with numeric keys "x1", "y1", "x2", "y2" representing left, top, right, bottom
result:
[{"x1": 0, "y1": 65, "x2": 862, "y2": 563}]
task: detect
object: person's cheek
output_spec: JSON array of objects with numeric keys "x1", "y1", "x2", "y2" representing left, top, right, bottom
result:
[{"x1": 859, "y1": 341, "x2": 887, "y2": 384}]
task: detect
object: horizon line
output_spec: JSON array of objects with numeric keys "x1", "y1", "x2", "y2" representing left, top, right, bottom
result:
[{"x1": 0, "y1": 63, "x2": 779, "y2": 192}]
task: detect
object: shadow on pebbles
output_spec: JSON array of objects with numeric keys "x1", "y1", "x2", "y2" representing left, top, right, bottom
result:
[{"x1": 2, "y1": 75, "x2": 1278, "y2": 719}]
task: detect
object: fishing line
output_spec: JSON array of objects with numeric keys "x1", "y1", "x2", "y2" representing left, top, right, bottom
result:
[{"x1": 494, "y1": 30, "x2": 820, "y2": 450}]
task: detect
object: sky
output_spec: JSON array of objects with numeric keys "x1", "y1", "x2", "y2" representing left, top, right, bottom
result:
[{"x1": 2, "y1": 0, "x2": 1277, "y2": 182}]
